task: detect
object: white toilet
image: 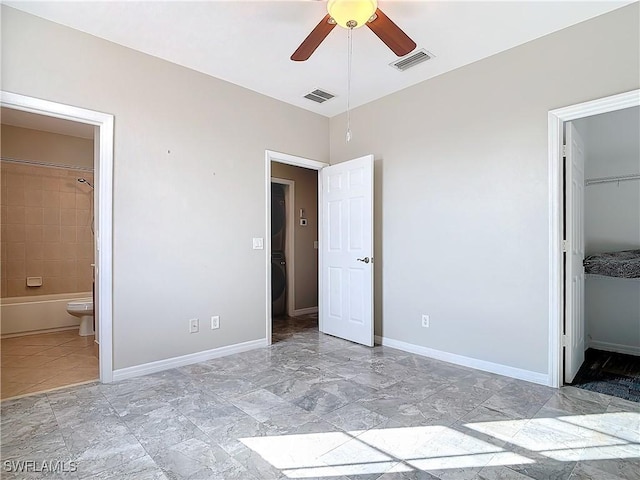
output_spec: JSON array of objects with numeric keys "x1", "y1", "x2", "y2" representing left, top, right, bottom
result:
[{"x1": 66, "y1": 298, "x2": 94, "y2": 336}]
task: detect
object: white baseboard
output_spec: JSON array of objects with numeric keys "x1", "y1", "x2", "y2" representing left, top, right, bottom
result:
[
  {"x1": 587, "y1": 340, "x2": 640, "y2": 357},
  {"x1": 293, "y1": 307, "x2": 318, "y2": 316},
  {"x1": 112, "y1": 338, "x2": 267, "y2": 382},
  {"x1": 374, "y1": 335, "x2": 549, "y2": 386}
]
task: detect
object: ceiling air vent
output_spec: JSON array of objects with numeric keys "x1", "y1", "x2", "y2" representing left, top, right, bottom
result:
[
  {"x1": 304, "y1": 89, "x2": 335, "y2": 104},
  {"x1": 390, "y1": 49, "x2": 434, "y2": 72}
]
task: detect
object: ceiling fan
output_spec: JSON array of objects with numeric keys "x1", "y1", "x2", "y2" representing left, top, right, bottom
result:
[{"x1": 291, "y1": 0, "x2": 416, "y2": 61}]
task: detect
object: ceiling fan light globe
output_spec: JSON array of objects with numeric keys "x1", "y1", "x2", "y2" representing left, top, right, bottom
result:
[{"x1": 327, "y1": 0, "x2": 378, "y2": 29}]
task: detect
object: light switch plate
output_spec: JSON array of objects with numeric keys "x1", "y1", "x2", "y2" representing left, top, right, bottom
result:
[{"x1": 252, "y1": 238, "x2": 264, "y2": 250}]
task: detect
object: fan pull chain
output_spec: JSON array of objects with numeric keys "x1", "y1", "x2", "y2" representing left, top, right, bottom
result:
[{"x1": 346, "y1": 27, "x2": 353, "y2": 143}]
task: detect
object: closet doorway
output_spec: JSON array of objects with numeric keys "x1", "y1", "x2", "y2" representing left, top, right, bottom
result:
[
  {"x1": 549, "y1": 90, "x2": 639, "y2": 398},
  {"x1": 566, "y1": 107, "x2": 640, "y2": 400}
]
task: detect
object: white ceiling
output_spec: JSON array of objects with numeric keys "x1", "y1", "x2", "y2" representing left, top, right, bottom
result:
[{"x1": 5, "y1": 1, "x2": 633, "y2": 118}]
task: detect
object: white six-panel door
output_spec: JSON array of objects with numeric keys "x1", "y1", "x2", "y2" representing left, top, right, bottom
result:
[
  {"x1": 564, "y1": 122, "x2": 586, "y2": 383},
  {"x1": 320, "y1": 155, "x2": 374, "y2": 346}
]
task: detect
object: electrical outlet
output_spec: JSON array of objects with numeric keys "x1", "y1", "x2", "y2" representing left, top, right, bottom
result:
[
  {"x1": 252, "y1": 238, "x2": 264, "y2": 250},
  {"x1": 189, "y1": 318, "x2": 199, "y2": 333},
  {"x1": 421, "y1": 314, "x2": 430, "y2": 328},
  {"x1": 211, "y1": 315, "x2": 220, "y2": 330}
]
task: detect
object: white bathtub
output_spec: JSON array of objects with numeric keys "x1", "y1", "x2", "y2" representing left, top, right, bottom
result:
[{"x1": 0, "y1": 292, "x2": 92, "y2": 337}]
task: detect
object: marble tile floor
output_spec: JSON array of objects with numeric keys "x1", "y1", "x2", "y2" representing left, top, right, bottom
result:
[
  {"x1": 1, "y1": 318, "x2": 639, "y2": 480},
  {"x1": 1, "y1": 330, "x2": 99, "y2": 400}
]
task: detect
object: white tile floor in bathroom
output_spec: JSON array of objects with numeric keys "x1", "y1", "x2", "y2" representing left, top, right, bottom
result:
[{"x1": 1, "y1": 316, "x2": 638, "y2": 479}]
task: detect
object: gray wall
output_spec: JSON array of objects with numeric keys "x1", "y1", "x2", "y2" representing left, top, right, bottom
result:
[
  {"x1": 271, "y1": 163, "x2": 319, "y2": 311},
  {"x1": 1, "y1": 6, "x2": 329, "y2": 369},
  {"x1": 329, "y1": 4, "x2": 639, "y2": 374}
]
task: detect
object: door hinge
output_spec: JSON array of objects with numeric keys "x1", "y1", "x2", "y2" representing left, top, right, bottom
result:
[
  {"x1": 562, "y1": 144, "x2": 567, "y2": 157},
  {"x1": 561, "y1": 334, "x2": 568, "y2": 347},
  {"x1": 562, "y1": 240, "x2": 568, "y2": 252}
]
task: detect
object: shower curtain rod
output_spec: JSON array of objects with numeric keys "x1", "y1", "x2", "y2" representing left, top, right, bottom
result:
[
  {"x1": 1, "y1": 156, "x2": 94, "y2": 172},
  {"x1": 585, "y1": 173, "x2": 640, "y2": 186}
]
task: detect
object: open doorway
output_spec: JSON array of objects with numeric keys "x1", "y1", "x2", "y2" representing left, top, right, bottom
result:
[
  {"x1": 264, "y1": 151, "x2": 327, "y2": 345},
  {"x1": 548, "y1": 89, "x2": 640, "y2": 396},
  {"x1": 265, "y1": 150, "x2": 375, "y2": 348},
  {"x1": 270, "y1": 162, "x2": 319, "y2": 343},
  {"x1": 1, "y1": 91, "x2": 114, "y2": 388},
  {"x1": 0, "y1": 110, "x2": 99, "y2": 398},
  {"x1": 564, "y1": 107, "x2": 640, "y2": 401}
]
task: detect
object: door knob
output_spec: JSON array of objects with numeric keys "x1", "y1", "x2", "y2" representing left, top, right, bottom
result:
[{"x1": 357, "y1": 257, "x2": 370, "y2": 264}]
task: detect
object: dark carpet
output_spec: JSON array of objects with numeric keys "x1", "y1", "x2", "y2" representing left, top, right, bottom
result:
[{"x1": 571, "y1": 348, "x2": 640, "y2": 402}]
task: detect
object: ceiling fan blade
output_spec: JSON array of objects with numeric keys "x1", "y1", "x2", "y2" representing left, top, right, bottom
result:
[
  {"x1": 291, "y1": 14, "x2": 337, "y2": 61},
  {"x1": 366, "y1": 8, "x2": 416, "y2": 57}
]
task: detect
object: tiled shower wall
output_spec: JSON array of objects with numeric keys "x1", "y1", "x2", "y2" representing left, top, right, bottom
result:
[{"x1": 1, "y1": 161, "x2": 94, "y2": 297}]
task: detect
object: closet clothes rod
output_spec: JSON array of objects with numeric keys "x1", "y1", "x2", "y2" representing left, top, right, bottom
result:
[{"x1": 585, "y1": 173, "x2": 640, "y2": 186}]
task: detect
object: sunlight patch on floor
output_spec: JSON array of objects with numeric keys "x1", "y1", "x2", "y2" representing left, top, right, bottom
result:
[
  {"x1": 467, "y1": 412, "x2": 640, "y2": 454},
  {"x1": 540, "y1": 444, "x2": 640, "y2": 462},
  {"x1": 240, "y1": 412, "x2": 640, "y2": 479},
  {"x1": 240, "y1": 431, "x2": 354, "y2": 470},
  {"x1": 241, "y1": 425, "x2": 528, "y2": 478},
  {"x1": 284, "y1": 460, "x2": 402, "y2": 479}
]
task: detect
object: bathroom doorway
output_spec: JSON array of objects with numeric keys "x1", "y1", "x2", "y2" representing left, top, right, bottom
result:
[
  {"x1": 0, "y1": 110, "x2": 99, "y2": 398},
  {"x1": 1, "y1": 92, "x2": 114, "y2": 390}
]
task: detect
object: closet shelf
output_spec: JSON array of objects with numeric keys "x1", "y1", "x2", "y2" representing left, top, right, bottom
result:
[{"x1": 583, "y1": 249, "x2": 640, "y2": 278}]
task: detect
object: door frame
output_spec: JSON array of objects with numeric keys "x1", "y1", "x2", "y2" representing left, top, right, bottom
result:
[
  {"x1": 547, "y1": 89, "x2": 639, "y2": 388},
  {"x1": 264, "y1": 150, "x2": 328, "y2": 345},
  {"x1": 1, "y1": 91, "x2": 115, "y2": 383},
  {"x1": 270, "y1": 177, "x2": 295, "y2": 317}
]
